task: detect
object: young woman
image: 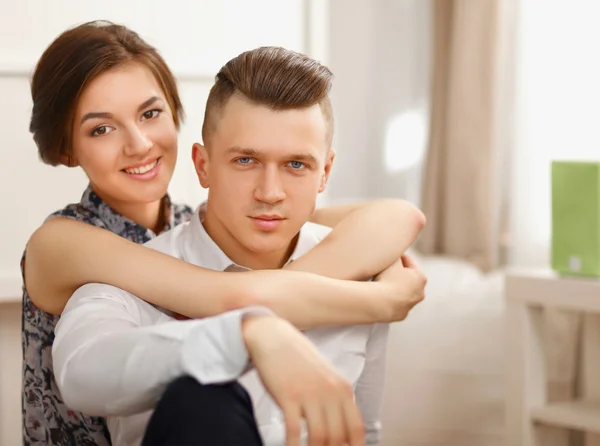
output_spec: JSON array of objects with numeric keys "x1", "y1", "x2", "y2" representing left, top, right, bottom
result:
[{"x1": 22, "y1": 20, "x2": 426, "y2": 445}]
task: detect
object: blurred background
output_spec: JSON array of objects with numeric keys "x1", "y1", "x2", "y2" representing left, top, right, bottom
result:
[{"x1": 2, "y1": 1, "x2": 600, "y2": 445}]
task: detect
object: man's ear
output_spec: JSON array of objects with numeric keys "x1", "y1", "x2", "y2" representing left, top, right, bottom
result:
[
  {"x1": 318, "y1": 149, "x2": 335, "y2": 193},
  {"x1": 192, "y1": 142, "x2": 210, "y2": 188}
]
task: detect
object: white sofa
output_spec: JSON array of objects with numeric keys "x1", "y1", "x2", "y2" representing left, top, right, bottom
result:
[{"x1": 381, "y1": 252, "x2": 506, "y2": 446}]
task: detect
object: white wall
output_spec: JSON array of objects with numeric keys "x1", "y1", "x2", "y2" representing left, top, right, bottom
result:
[
  {"x1": 0, "y1": 2, "x2": 326, "y2": 444},
  {"x1": 0, "y1": 2, "x2": 432, "y2": 444},
  {"x1": 327, "y1": 0, "x2": 432, "y2": 206},
  {"x1": 0, "y1": 0, "x2": 321, "y2": 301},
  {"x1": 327, "y1": 3, "x2": 432, "y2": 445},
  {"x1": 0, "y1": 0, "x2": 432, "y2": 297}
]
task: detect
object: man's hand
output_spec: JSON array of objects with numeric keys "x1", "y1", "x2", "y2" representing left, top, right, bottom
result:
[
  {"x1": 242, "y1": 315, "x2": 365, "y2": 446},
  {"x1": 374, "y1": 254, "x2": 427, "y2": 322}
]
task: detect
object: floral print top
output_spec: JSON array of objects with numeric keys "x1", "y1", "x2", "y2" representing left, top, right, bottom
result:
[{"x1": 21, "y1": 185, "x2": 192, "y2": 445}]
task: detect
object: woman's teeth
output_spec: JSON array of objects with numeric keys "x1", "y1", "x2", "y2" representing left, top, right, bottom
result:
[{"x1": 124, "y1": 159, "x2": 158, "y2": 175}]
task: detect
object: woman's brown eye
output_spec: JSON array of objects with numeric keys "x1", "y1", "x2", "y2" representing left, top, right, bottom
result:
[
  {"x1": 91, "y1": 126, "x2": 108, "y2": 136},
  {"x1": 143, "y1": 110, "x2": 159, "y2": 120}
]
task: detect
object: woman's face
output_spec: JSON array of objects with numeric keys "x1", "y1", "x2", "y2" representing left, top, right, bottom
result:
[{"x1": 71, "y1": 62, "x2": 178, "y2": 208}]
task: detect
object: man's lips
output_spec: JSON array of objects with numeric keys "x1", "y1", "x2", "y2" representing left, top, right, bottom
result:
[
  {"x1": 251, "y1": 214, "x2": 284, "y2": 221},
  {"x1": 249, "y1": 215, "x2": 285, "y2": 231}
]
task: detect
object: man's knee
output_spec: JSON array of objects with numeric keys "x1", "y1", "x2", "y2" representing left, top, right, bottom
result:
[
  {"x1": 143, "y1": 376, "x2": 263, "y2": 445},
  {"x1": 159, "y1": 376, "x2": 251, "y2": 417}
]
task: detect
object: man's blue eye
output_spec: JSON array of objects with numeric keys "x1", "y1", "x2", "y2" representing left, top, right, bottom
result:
[
  {"x1": 289, "y1": 161, "x2": 305, "y2": 169},
  {"x1": 237, "y1": 158, "x2": 252, "y2": 164}
]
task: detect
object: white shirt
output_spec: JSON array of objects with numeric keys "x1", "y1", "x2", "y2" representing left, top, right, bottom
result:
[{"x1": 53, "y1": 206, "x2": 389, "y2": 446}]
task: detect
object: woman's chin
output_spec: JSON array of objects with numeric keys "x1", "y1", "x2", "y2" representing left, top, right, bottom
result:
[{"x1": 118, "y1": 182, "x2": 170, "y2": 204}]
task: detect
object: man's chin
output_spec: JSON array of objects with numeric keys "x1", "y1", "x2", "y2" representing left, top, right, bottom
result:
[{"x1": 244, "y1": 233, "x2": 289, "y2": 254}]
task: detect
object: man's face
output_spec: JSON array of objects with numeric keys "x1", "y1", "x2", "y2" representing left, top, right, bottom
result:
[{"x1": 193, "y1": 93, "x2": 334, "y2": 268}]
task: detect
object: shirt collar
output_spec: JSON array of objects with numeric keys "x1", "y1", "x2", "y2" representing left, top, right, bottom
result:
[
  {"x1": 180, "y1": 203, "x2": 321, "y2": 271},
  {"x1": 80, "y1": 184, "x2": 176, "y2": 237}
]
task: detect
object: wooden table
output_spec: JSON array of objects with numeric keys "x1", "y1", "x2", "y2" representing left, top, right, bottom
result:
[{"x1": 506, "y1": 270, "x2": 600, "y2": 446}]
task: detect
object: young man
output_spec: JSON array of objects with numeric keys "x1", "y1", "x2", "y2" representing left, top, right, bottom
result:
[{"x1": 53, "y1": 47, "x2": 426, "y2": 446}]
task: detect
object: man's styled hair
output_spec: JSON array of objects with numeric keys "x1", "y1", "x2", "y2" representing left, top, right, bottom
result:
[{"x1": 202, "y1": 46, "x2": 334, "y2": 146}]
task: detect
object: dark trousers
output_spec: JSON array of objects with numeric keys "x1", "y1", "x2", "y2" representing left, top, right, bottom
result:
[{"x1": 142, "y1": 376, "x2": 264, "y2": 446}]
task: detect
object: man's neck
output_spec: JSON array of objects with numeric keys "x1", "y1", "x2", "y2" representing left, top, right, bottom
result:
[{"x1": 201, "y1": 206, "x2": 298, "y2": 270}]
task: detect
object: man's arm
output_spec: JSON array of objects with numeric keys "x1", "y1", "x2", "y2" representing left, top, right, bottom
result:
[
  {"x1": 296, "y1": 199, "x2": 426, "y2": 280},
  {"x1": 53, "y1": 284, "x2": 367, "y2": 445},
  {"x1": 52, "y1": 283, "x2": 271, "y2": 416},
  {"x1": 354, "y1": 323, "x2": 391, "y2": 446}
]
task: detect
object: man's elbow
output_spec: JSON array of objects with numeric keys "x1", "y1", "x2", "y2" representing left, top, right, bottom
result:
[
  {"x1": 59, "y1": 386, "x2": 92, "y2": 415},
  {"x1": 55, "y1": 370, "x2": 108, "y2": 416},
  {"x1": 53, "y1": 342, "x2": 110, "y2": 416}
]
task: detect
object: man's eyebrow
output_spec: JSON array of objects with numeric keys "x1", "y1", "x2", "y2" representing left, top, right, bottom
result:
[
  {"x1": 225, "y1": 147, "x2": 319, "y2": 165},
  {"x1": 225, "y1": 147, "x2": 262, "y2": 157},
  {"x1": 286, "y1": 153, "x2": 319, "y2": 165},
  {"x1": 79, "y1": 96, "x2": 162, "y2": 125}
]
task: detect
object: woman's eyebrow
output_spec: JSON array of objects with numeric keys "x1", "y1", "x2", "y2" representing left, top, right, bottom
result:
[{"x1": 80, "y1": 96, "x2": 162, "y2": 125}]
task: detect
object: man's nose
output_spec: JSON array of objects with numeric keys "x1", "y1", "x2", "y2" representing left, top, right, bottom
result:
[{"x1": 254, "y1": 165, "x2": 286, "y2": 204}]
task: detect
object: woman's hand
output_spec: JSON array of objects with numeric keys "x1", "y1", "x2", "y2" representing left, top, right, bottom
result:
[{"x1": 374, "y1": 254, "x2": 427, "y2": 322}]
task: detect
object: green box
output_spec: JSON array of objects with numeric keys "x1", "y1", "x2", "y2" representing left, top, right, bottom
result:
[{"x1": 551, "y1": 161, "x2": 600, "y2": 277}]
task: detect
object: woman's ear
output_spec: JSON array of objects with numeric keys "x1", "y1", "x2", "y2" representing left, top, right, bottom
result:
[{"x1": 60, "y1": 149, "x2": 79, "y2": 168}]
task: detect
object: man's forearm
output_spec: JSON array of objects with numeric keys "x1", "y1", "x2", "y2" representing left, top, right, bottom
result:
[{"x1": 293, "y1": 199, "x2": 426, "y2": 280}]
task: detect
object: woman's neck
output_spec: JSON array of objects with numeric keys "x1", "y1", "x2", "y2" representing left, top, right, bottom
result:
[
  {"x1": 123, "y1": 200, "x2": 165, "y2": 234},
  {"x1": 92, "y1": 187, "x2": 165, "y2": 233}
]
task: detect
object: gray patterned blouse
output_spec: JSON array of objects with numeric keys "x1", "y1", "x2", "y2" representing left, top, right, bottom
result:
[{"x1": 21, "y1": 186, "x2": 192, "y2": 445}]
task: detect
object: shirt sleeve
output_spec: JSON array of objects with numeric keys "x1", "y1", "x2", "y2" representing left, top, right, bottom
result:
[
  {"x1": 354, "y1": 323, "x2": 390, "y2": 446},
  {"x1": 52, "y1": 283, "x2": 272, "y2": 417}
]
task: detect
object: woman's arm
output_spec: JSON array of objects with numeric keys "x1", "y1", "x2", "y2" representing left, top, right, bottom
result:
[
  {"x1": 25, "y1": 218, "x2": 241, "y2": 317},
  {"x1": 25, "y1": 201, "x2": 425, "y2": 327},
  {"x1": 294, "y1": 199, "x2": 426, "y2": 280}
]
